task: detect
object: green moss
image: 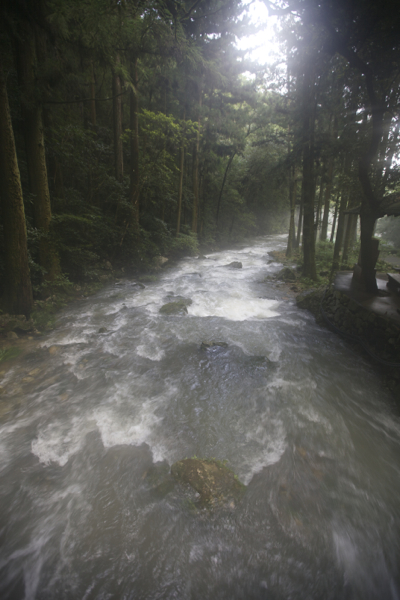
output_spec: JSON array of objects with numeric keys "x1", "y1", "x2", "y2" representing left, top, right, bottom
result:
[{"x1": 171, "y1": 457, "x2": 246, "y2": 506}]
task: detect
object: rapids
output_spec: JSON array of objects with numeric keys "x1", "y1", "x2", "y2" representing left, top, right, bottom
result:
[{"x1": 0, "y1": 235, "x2": 399, "y2": 599}]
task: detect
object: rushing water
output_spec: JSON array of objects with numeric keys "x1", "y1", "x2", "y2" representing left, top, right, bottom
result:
[{"x1": 1, "y1": 235, "x2": 400, "y2": 600}]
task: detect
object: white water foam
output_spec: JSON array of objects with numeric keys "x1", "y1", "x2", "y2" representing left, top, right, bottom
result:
[
  {"x1": 189, "y1": 296, "x2": 280, "y2": 321},
  {"x1": 136, "y1": 330, "x2": 165, "y2": 361},
  {"x1": 31, "y1": 416, "x2": 89, "y2": 466},
  {"x1": 94, "y1": 405, "x2": 162, "y2": 453},
  {"x1": 238, "y1": 416, "x2": 287, "y2": 485}
]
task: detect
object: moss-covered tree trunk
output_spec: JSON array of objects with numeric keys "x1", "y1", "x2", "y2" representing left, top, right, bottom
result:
[
  {"x1": 0, "y1": 63, "x2": 33, "y2": 317},
  {"x1": 14, "y1": 21, "x2": 60, "y2": 281}
]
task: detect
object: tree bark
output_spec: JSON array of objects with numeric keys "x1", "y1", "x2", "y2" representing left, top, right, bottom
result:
[
  {"x1": 301, "y1": 62, "x2": 317, "y2": 280},
  {"x1": 286, "y1": 170, "x2": 297, "y2": 257},
  {"x1": 331, "y1": 190, "x2": 348, "y2": 274},
  {"x1": 216, "y1": 152, "x2": 235, "y2": 229},
  {"x1": 14, "y1": 20, "x2": 60, "y2": 281},
  {"x1": 295, "y1": 196, "x2": 303, "y2": 249},
  {"x1": 129, "y1": 57, "x2": 140, "y2": 225},
  {"x1": 314, "y1": 178, "x2": 324, "y2": 240},
  {"x1": 89, "y1": 59, "x2": 96, "y2": 128},
  {"x1": 0, "y1": 63, "x2": 33, "y2": 316},
  {"x1": 342, "y1": 213, "x2": 358, "y2": 266},
  {"x1": 112, "y1": 55, "x2": 124, "y2": 182},
  {"x1": 330, "y1": 194, "x2": 339, "y2": 243},
  {"x1": 320, "y1": 116, "x2": 337, "y2": 242}
]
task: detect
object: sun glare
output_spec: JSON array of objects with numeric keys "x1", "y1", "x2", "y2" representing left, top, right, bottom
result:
[{"x1": 238, "y1": 0, "x2": 281, "y2": 65}]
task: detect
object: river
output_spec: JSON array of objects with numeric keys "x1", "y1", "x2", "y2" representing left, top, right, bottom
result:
[{"x1": 1, "y1": 234, "x2": 400, "y2": 599}]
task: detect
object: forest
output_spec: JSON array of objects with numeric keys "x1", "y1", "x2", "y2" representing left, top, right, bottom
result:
[{"x1": 1, "y1": 0, "x2": 400, "y2": 318}]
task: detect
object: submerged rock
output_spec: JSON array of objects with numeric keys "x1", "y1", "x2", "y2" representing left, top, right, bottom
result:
[
  {"x1": 171, "y1": 458, "x2": 245, "y2": 506},
  {"x1": 226, "y1": 261, "x2": 242, "y2": 269},
  {"x1": 98, "y1": 327, "x2": 108, "y2": 333},
  {"x1": 159, "y1": 299, "x2": 191, "y2": 315},
  {"x1": 200, "y1": 341, "x2": 228, "y2": 350}
]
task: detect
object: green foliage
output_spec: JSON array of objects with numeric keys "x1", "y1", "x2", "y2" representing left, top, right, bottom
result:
[
  {"x1": 0, "y1": 347, "x2": 22, "y2": 362},
  {"x1": 376, "y1": 217, "x2": 400, "y2": 248},
  {"x1": 166, "y1": 233, "x2": 199, "y2": 259}
]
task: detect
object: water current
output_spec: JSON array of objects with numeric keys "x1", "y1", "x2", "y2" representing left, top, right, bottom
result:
[{"x1": 1, "y1": 235, "x2": 400, "y2": 599}]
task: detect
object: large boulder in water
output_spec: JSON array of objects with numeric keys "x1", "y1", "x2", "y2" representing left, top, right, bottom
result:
[
  {"x1": 159, "y1": 299, "x2": 191, "y2": 315},
  {"x1": 225, "y1": 261, "x2": 242, "y2": 269},
  {"x1": 200, "y1": 341, "x2": 228, "y2": 350},
  {"x1": 171, "y1": 458, "x2": 245, "y2": 506}
]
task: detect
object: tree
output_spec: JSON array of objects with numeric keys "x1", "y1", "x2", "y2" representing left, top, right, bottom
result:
[
  {"x1": 13, "y1": 0, "x2": 60, "y2": 281},
  {"x1": 0, "y1": 62, "x2": 33, "y2": 316},
  {"x1": 264, "y1": 0, "x2": 400, "y2": 291}
]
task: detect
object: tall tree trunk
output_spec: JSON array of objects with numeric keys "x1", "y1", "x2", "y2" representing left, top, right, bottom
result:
[
  {"x1": 330, "y1": 194, "x2": 339, "y2": 243},
  {"x1": 176, "y1": 111, "x2": 186, "y2": 236},
  {"x1": 314, "y1": 178, "x2": 324, "y2": 240},
  {"x1": 331, "y1": 188, "x2": 348, "y2": 274},
  {"x1": 320, "y1": 116, "x2": 337, "y2": 242},
  {"x1": 0, "y1": 63, "x2": 33, "y2": 316},
  {"x1": 286, "y1": 170, "x2": 297, "y2": 257},
  {"x1": 342, "y1": 214, "x2": 358, "y2": 266},
  {"x1": 357, "y1": 88, "x2": 385, "y2": 292},
  {"x1": 320, "y1": 160, "x2": 334, "y2": 242},
  {"x1": 113, "y1": 55, "x2": 124, "y2": 182},
  {"x1": 295, "y1": 197, "x2": 303, "y2": 249},
  {"x1": 301, "y1": 62, "x2": 317, "y2": 280},
  {"x1": 129, "y1": 57, "x2": 140, "y2": 225},
  {"x1": 14, "y1": 20, "x2": 60, "y2": 281},
  {"x1": 216, "y1": 152, "x2": 235, "y2": 229},
  {"x1": 192, "y1": 88, "x2": 202, "y2": 234}
]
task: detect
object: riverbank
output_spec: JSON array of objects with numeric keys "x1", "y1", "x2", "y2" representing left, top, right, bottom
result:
[
  {"x1": 266, "y1": 249, "x2": 400, "y2": 403},
  {"x1": 0, "y1": 238, "x2": 245, "y2": 363}
]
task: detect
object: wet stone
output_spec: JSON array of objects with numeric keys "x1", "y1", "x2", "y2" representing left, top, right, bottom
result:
[
  {"x1": 159, "y1": 299, "x2": 191, "y2": 315},
  {"x1": 277, "y1": 267, "x2": 296, "y2": 282},
  {"x1": 200, "y1": 341, "x2": 229, "y2": 350},
  {"x1": 171, "y1": 458, "x2": 245, "y2": 507},
  {"x1": 225, "y1": 262, "x2": 242, "y2": 269}
]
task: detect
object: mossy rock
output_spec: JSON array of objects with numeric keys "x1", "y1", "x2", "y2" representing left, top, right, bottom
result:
[
  {"x1": 171, "y1": 458, "x2": 245, "y2": 507},
  {"x1": 159, "y1": 299, "x2": 191, "y2": 315},
  {"x1": 296, "y1": 289, "x2": 325, "y2": 318},
  {"x1": 200, "y1": 341, "x2": 228, "y2": 350},
  {"x1": 277, "y1": 267, "x2": 296, "y2": 282}
]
